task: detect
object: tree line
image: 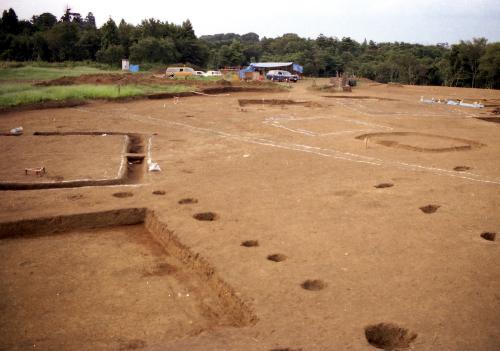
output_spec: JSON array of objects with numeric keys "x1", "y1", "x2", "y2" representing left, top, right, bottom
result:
[{"x1": 1, "y1": 8, "x2": 499, "y2": 88}]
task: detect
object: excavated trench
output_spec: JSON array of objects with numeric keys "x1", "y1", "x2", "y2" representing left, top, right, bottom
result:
[
  {"x1": 356, "y1": 132, "x2": 485, "y2": 153},
  {"x1": 0, "y1": 208, "x2": 256, "y2": 348},
  {"x1": 0, "y1": 132, "x2": 146, "y2": 190}
]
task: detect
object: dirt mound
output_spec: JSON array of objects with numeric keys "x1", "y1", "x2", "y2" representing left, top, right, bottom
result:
[
  {"x1": 0, "y1": 99, "x2": 86, "y2": 114},
  {"x1": 35, "y1": 73, "x2": 177, "y2": 87},
  {"x1": 35, "y1": 73, "x2": 281, "y2": 90}
]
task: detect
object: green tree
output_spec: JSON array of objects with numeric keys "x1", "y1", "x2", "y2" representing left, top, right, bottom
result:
[
  {"x1": 32, "y1": 12, "x2": 57, "y2": 31},
  {"x1": 118, "y1": 19, "x2": 134, "y2": 57},
  {"x1": 129, "y1": 37, "x2": 179, "y2": 64},
  {"x1": 479, "y1": 43, "x2": 500, "y2": 89},
  {"x1": 84, "y1": 12, "x2": 96, "y2": 29},
  {"x1": 96, "y1": 44, "x2": 124, "y2": 66},
  {"x1": 100, "y1": 18, "x2": 120, "y2": 49},
  {"x1": 448, "y1": 38, "x2": 487, "y2": 87},
  {"x1": 218, "y1": 40, "x2": 245, "y2": 67},
  {"x1": 1, "y1": 8, "x2": 19, "y2": 34},
  {"x1": 77, "y1": 29, "x2": 101, "y2": 60},
  {"x1": 43, "y1": 22, "x2": 81, "y2": 61}
]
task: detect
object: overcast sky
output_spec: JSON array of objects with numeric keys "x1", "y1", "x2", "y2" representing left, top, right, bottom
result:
[{"x1": 3, "y1": 0, "x2": 500, "y2": 44}]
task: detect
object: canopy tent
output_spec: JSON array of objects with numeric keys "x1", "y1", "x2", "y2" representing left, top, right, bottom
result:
[
  {"x1": 248, "y1": 62, "x2": 303, "y2": 73},
  {"x1": 239, "y1": 62, "x2": 303, "y2": 79}
]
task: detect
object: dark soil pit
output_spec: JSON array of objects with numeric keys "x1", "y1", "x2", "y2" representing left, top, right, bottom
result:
[
  {"x1": 480, "y1": 232, "x2": 496, "y2": 241},
  {"x1": 152, "y1": 190, "x2": 166, "y2": 195},
  {"x1": 301, "y1": 279, "x2": 326, "y2": 291},
  {"x1": 179, "y1": 198, "x2": 198, "y2": 204},
  {"x1": 374, "y1": 183, "x2": 394, "y2": 189},
  {"x1": 364, "y1": 322, "x2": 417, "y2": 350},
  {"x1": 419, "y1": 204, "x2": 440, "y2": 214},
  {"x1": 113, "y1": 192, "x2": 134, "y2": 198},
  {"x1": 0, "y1": 210, "x2": 256, "y2": 350},
  {"x1": 241, "y1": 240, "x2": 259, "y2": 247},
  {"x1": 454, "y1": 166, "x2": 471, "y2": 172},
  {"x1": 127, "y1": 155, "x2": 144, "y2": 165},
  {"x1": 193, "y1": 212, "x2": 218, "y2": 221},
  {"x1": 118, "y1": 339, "x2": 147, "y2": 351},
  {"x1": 67, "y1": 194, "x2": 84, "y2": 200},
  {"x1": 128, "y1": 134, "x2": 145, "y2": 154},
  {"x1": 267, "y1": 254, "x2": 287, "y2": 262},
  {"x1": 126, "y1": 160, "x2": 144, "y2": 183},
  {"x1": 119, "y1": 339, "x2": 147, "y2": 350}
]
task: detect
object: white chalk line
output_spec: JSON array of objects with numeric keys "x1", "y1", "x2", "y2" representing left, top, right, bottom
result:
[
  {"x1": 117, "y1": 135, "x2": 128, "y2": 178},
  {"x1": 263, "y1": 114, "x2": 393, "y2": 137},
  {"x1": 335, "y1": 99, "x2": 484, "y2": 119},
  {"x1": 72, "y1": 106, "x2": 500, "y2": 186},
  {"x1": 147, "y1": 135, "x2": 153, "y2": 165}
]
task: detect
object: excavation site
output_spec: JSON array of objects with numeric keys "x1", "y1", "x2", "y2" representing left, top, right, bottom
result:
[{"x1": 0, "y1": 78, "x2": 499, "y2": 351}]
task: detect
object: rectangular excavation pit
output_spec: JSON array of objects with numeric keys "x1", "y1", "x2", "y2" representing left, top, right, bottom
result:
[
  {"x1": 0, "y1": 132, "x2": 146, "y2": 190},
  {"x1": 0, "y1": 209, "x2": 255, "y2": 350}
]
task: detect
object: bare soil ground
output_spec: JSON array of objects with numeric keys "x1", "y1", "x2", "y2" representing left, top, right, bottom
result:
[
  {"x1": 0, "y1": 135, "x2": 124, "y2": 182},
  {"x1": 0, "y1": 225, "x2": 241, "y2": 351},
  {"x1": 0, "y1": 78, "x2": 499, "y2": 350}
]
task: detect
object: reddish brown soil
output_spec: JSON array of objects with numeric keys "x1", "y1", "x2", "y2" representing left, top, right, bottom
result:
[
  {"x1": 0, "y1": 135, "x2": 124, "y2": 182},
  {"x1": 0, "y1": 224, "x2": 245, "y2": 350},
  {"x1": 0, "y1": 79, "x2": 499, "y2": 350}
]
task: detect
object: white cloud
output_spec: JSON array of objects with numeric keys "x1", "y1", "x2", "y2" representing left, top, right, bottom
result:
[{"x1": 2, "y1": 0, "x2": 499, "y2": 43}]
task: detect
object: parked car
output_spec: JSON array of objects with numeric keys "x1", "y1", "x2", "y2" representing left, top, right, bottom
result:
[
  {"x1": 204, "y1": 70, "x2": 223, "y2": 77},
  {"x1": 266, "y1": 70, "x2": 298, "y2": 82},
  {"x1": 166, "y1": 67, "x2": 195, "y2": 78},
  {"x1": 194, "y1": 71, "x2": 205, "y2": 77}
]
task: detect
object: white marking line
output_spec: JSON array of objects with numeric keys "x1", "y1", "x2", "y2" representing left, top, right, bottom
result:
[
  {"x1": 335, "y1": 100, "x2": 484, "y2": 119},
  {"x1": 73, "y1": 106, "x2": 500, "y2": 186},
  {"x1": 117, "y1": 135, "x2": 128, "y2": 178},
  {"x1": 147, "y1": 135, "x2": 153, "y2": 165},
  {"x1": 263, "y1": 114, "x2": 392, "y2": 137}
]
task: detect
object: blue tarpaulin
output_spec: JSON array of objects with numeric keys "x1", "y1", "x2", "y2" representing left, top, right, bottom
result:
[
  {"x1": 129, "y1": 64, "x2": 139, "y2": 72},
  {"x1": 292, "y1": 63, "x2": 304, "y2": 73},
  {"x1": 239, "y1": 66, "x2": 255, "y2": 78}
]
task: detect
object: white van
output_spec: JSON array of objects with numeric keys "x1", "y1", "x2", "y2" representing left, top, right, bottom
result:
[
  {"x1": 166, "y1": 67, "x2": 195, "y2": 78},
  {"x1": 204, "y1": 70, "x2": 223, "y2": 77}
]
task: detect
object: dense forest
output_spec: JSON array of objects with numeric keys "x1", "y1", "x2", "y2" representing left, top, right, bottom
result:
[{"x1": 1, "y1": 7, "x2": 499, "y2": 88}]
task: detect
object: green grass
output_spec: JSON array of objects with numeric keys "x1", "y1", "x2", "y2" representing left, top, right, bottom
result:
[
  {"x1": 0, "y1": 83, "x2": 192, "y2": 108},
  {"x1": 0, "y1": 65, "x2": 118, "y2": 81}
]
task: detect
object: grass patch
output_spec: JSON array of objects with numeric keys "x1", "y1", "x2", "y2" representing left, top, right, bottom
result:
[
  {"x1": 0, "y1": 83, "x2": 192, "y2": 108},
  {"x1": 138, "y1": 84, "x2": 194, "y2": 94},
  {"x1": 0, "y1": 65, "x2": 118, "y2": 81}
]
